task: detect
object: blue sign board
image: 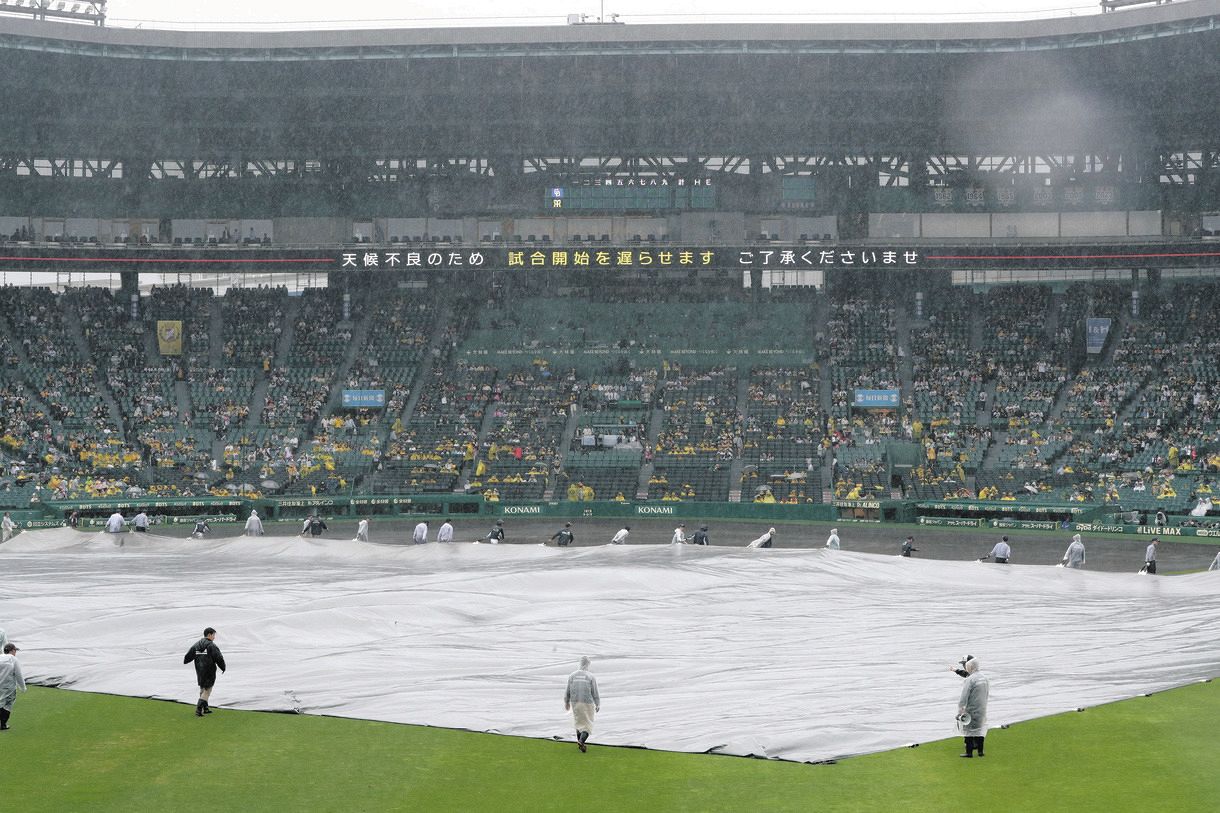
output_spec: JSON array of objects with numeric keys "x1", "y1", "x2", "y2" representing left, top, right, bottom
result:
[
  {"x1": 1086, "y1": 318, "x2": 1111, "y2": 355},
  {"x1": 342, "y1": 389, "x2": 386, "y2": 408},
  {"x1": 853, "y1": 389, "x2": 900, "y2": 409}
]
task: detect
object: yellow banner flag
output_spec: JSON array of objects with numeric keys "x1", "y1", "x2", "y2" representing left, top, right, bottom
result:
[{"x1": 157, "y1": 320, "x2": 183, "y2": 356}]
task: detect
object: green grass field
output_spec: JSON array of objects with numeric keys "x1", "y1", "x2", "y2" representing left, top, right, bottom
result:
[{"x1": 4, "y1": 681, "x2": 1218, "y2": 812}]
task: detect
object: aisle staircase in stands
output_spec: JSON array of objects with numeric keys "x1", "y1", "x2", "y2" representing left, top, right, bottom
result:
[{"x1": 635, "y1": 406, "x2": 666, "y2": 499}]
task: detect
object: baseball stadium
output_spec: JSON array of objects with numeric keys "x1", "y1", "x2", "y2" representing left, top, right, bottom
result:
[{"x1": 1, "y1": 0, "x2": 1219, "y2": 810}]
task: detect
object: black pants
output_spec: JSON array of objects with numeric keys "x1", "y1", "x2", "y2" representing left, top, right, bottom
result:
[
  {"x1": 963, "y1": 735, "x2": 985, "y2": 755},
  {"x1": 994, "y1": 557, "x2": 1008, "y2": 564},
  {"x1": 1144, "y1": 561, "x2": 1157, "y2": 574}
]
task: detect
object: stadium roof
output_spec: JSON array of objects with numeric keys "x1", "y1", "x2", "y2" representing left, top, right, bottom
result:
[{"x1": 1, "y1": 0, "x2": 1219, "y2": 156}]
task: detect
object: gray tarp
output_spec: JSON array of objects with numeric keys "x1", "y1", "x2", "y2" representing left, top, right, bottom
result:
[{"x1": 1, "y1": 529, "x2": 1218, "y2": 762}]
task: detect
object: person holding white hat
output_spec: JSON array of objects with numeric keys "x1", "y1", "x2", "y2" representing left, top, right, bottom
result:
[{"x1": 955, "y1": 656, "x2": 990, "y2": 758}]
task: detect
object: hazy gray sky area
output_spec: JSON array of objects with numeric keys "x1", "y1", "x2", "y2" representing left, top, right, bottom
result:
[{"x1": 100, "y1": 1, "x2": 1116, "y2": 30}]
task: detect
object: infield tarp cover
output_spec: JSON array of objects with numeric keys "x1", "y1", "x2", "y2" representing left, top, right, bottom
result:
[{"x1": 2, "y1": 529, "x2": 1218, "y2": 762}]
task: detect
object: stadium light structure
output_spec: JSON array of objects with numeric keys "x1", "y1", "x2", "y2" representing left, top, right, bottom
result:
[
  {"x1": 1101, "y1": 0, "x2": 1173, "y2": 11},
  {"x1": 567, "y1": 2, "x2": 624, "y2": 24},
  {"x1": 0, "y1": 0, "x2": 106, "y2": 26}
]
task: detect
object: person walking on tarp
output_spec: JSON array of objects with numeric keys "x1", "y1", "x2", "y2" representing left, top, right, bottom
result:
[
  {"x1": 412, "y1": 519, "x2": 428, "y2": 544},
  {"x1": 691, "y1": 525, "x2": 710, "y2": 546},
  {"x1": 671, "y1": 524, "x2": 687, "y2": 544},
  {"x1": 901, "y1": 535, "x2": 918, "y2": 557},
  {"x1": 133, "y1": 510, "x2": 150, "y2": 533},
  {"x1": 564, "y1": 656, "x2": 600, "y2": 753},
  {"x1": 1061, "y1": 534, "x2": 1086, "y2": 569},
  {"x1": 610, "y1": 525, "x2": 630, "y2": 545},
  {"x1": 551, "y1": 522, "x2": 575, "y2": 547},
  {"x1": 747, "y1": 527, "x2": 777, "y2": 548},
  {"x1": 244, "y1": 509, "x2": 264, "y2": 536},
  {"x1": 981, "y1": 536, "x2": 1011, "y2": 564},
  {"x1": 191, "y1": 518, "x2": 212, "y2": 538},
  {"x1": 355, "y1": 518, "x2": 370, "y2": 542},
  {"x1": 955, "y1": 655, "x2": 990, "y2": 758},
  {"x1": 183, "y1": 627, "x2": 226, "y2": 718},
  {"x1": 485, "y1": 519, "x2": 505, "y2": 544},
  {"x1": 0, "y1": 643, "x2": 26, "y2": 731},
  {"x1": 437, "y1": 518, "x2": 454, "y2": 544},
  {"x1": 1, "y1": 512, "x2": 15, "y2": 544},
  {"x1": 1141, "y1": 537, "x2": 1159, "y2": 574},
  {"x1": 825, "y1": 528, "x2": 840, "y2": 550}
]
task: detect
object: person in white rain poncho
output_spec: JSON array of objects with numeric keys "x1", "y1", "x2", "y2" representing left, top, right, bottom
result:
[
  {"x1": 1062, "y1": 534, "x2": 1086, "y2": 569},
  {"x1": 825, "y1": 528, "x2": 840, "y2": 550},
  {"x1": 564, "y1": 656, "x2": 600, "y2": 753},
  {"x1": 0, "y1": 643, "x2": 26, "y2": 730},
  {"x1": 412, "y1": 520, "x2": 428, "y2": 544},
  {"x1": 671, "y1": 524, "x2": 687, "y2": 544},
  {"x1": 105, "y1": 511, "x2": 126, "y2": 533},
  {"x1": 1, "y1": 512, "x2": 15, "y2": 543},
  {"x1": 244, "y1": 509, "x2": 264, "y2": 536},
  {"x1": 956, "y1": 656, "x2": 990, "y2": 758},
  {"x1": 437, "y1": 519, "x2": 454, "y2": 544},
  {"x1": 355, "y1": 518, "x2": 370, "y2": 542},
  {"x1": 748, "y1": 527, "x2": 777, "y2": 548},
  {"x1": 610, "y1": 526, "x2": 630, "y2": 545}
]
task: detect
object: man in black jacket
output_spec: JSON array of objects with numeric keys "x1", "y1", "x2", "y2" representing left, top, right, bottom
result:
[
  {"x1": 183, "y1": 627, "x2": 226, "y2": 717},
  {"x1": 691, "y1": 525, "x2": 711, "y2": 545},
  {"x1": 550, "y1": 522, "x2": 575, "y2": 547}
]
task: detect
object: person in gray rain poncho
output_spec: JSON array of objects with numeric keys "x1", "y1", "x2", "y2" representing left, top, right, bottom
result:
[
  {"x1": 825, "y1": 528, "x2": 840, "y2": 550},
  {"x1": 244, "y1": 509, "x2": 264, "y2": 536},
  {"x1": 1062, "y1": 534, "x2": 1086, "y2": 569},
  {"x1": 955, "y1": 656, "x2": 990, "y2": 758},
  {"x1": 0, "y1": 642, "x2": 26, "y2": 730},
  {"x1": 564, "y1": 656, "x2": 600, "y2": 753},
  {"x1": 747, "y1": 527, "x2": 777, "y2": 548},
  {"x1": 355, "y1": 518, "x2": 370, "y2": 542}
]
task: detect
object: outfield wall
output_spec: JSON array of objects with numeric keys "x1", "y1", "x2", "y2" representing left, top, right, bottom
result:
[{"x1": 16, "y1": 496, "x2": 1219, "y2": 538}]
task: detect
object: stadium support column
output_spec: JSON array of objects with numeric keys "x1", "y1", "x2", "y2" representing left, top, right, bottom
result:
[{"x1": 120, "y1": 272, "x2": 139, "y2": 317}]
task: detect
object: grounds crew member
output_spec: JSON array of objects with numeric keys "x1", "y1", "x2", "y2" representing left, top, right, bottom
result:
[
  {"x1": 564, "y1": 656, "x2": 600, "y2": 753},
  {"x1": 183, "y1": 627, "x2": 226, "y2": 717},
  {"x1": 0, "y1": 642, "x2": 26, "y2": 730},
  {"x1": 955, "y1": 656, "x2": 990, "y2": 758},
  {"x1": 747, "y1": 527, "x2": 777, "y2": 548},
  {"x1": 485, "y1": 519, "x2": 506, "y2": 544},
  {"x1": 1062, "y1": 534, "x2": 1086, "y2": 568},
  {"x1": 1141, "y1": 537, "x2": 1159, "y2": 574},
  {"x1": 982, "y1": 536, "x2": 1011, "y2": 564},
  {"x1": 551, "y1": 522, "x2": 575, "y2": 547},
  {"x1": 825, "y1": 528, "x2": 840, "y2": 550},
  {"x1": 691, "y1": 525, "x2": 710, "y2": 546}
]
